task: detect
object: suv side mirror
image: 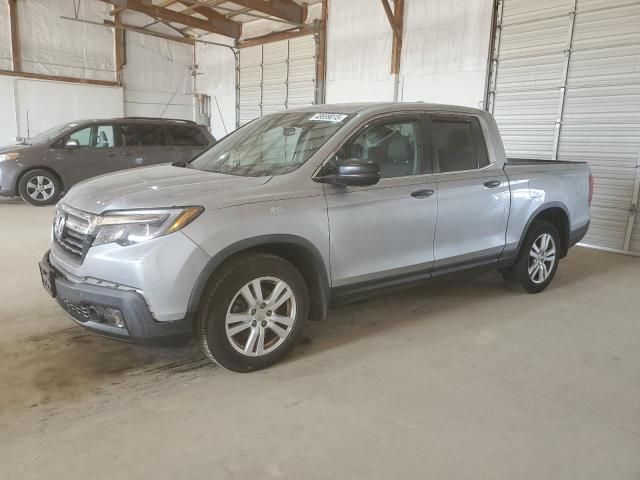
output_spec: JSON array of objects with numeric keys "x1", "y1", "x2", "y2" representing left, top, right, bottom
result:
[
  {"x1": 316, "y1": 159, "x2": 381, "y2": 187},
  {"x1": 65, "y1": 139, "x2": 80, "y2": 149}
]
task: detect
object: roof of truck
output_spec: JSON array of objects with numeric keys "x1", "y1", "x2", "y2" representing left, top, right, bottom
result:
[
  {"x1": 74, "y1": 117, "x2": 201, "y2": 126},
  {"x1": 288, "y1": 102, "x2": 488, "y2": 116}
]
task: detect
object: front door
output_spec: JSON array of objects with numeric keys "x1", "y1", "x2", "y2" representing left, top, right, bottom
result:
[
  {"x1": 50, "y1": 124, "x2": 133, "y2": 188},
  {"x1": 428, "y1": 113, "x2": 510, "y2": 271},
  {"x1": 322, "y1": 115, "x2": 438, "y2": 291}
]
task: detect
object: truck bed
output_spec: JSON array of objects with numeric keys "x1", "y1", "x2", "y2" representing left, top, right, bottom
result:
[{"x1": 506, "y1": 158, "x2": 587, "y2": 166}]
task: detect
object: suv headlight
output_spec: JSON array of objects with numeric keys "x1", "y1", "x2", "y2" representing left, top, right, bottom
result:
[
  {"x1": 92, "y1": 207, "x2": 204, "y2": 247},
  {"x1": 0, "y1": 152, "x2": 19, "y2": 162}
]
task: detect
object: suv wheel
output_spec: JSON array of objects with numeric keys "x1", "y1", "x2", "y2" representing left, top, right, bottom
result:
[
  {"x1": 18, "y1": 169, "x2": 62, "y2": 206},
  {"x1": 502, "y1": 220, "x2": 560, "y2": 293},
  {"x1": 196, "y1": 253, "x2": 309, "y2": 372}
]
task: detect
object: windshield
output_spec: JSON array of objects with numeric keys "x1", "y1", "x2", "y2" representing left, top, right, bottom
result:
[
  {"x1": 27, "y1": 122, "x2": 80, "y2": 145},
  {"x1": 188, "y1": 111, "x2": 351, "y2": 176}
]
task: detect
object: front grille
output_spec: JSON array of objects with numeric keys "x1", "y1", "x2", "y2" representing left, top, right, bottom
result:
[
  {"x1": 60, "y1": 298, "x2": 91, "y2": 323},
  {"x1": 54, "y1": 207, "x2": 93, "y2": 261},
  {"x1": 57, "y1": 227, "x2": 87, "y2": 258}
]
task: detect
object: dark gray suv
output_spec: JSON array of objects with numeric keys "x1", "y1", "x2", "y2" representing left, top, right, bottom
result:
[{"x1": 0, "y1": 117, "x2": 215, "y2": 205}]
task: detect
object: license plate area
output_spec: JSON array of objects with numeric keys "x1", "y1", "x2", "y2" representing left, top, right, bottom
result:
[{"x1": 39, "y1": 260, "x2": 57, "y2": 298}]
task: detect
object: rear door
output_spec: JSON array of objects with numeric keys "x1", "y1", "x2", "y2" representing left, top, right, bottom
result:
[
  {"x1": 166, "y1": 124, "x2": 213, "y2": 162},
  {"x1": 323, "y1": 114, "x2": 438, "y2": 291},
  {"x1": 428, "y1": 113, "x2": 510, "y2": 271},
  {"x1": 120, "y1": 123, "x2": 173, "y2": 166}
]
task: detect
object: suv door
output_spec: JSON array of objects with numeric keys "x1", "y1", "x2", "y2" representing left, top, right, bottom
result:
[
  {"x1": 321, "y1": 114, "x2": 438, "y2": 292},
  {"x1": 120, "y1": 123, "x2": 173, "y2": 166},
  {"x1": 427, "y1": 113, "x2": 509, "y2": 271},
  {"x1": 166, "y1": 124, "x2": 212, "y2": 162},
  {"x1": 50, "y1": 124, "x2": 132, "y2": 187}
]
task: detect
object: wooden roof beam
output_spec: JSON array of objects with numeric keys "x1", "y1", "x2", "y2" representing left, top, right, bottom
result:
[
  {"x1": 98, "y1": 0, "x2": 241, "y2": 38},
  {"x1": 226, "y1": 0, "x2": 307, "y2": 24}
]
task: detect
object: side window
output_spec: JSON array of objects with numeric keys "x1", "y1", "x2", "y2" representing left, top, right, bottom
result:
[
  {"x1": 69, "y1": 127, "x2": 92, "y2": 147},
  {"x1": 336, "y1": 119, "x2": 422, "y2": 179},
  {"x1": 94, "y1": 125, "x2": 115, "y2": 148},
  {"x1": 169, "y1": 126, "x2": 209, "y2": 146},
  {"x1": 121, "y1": 124, "x2": 167, "y2": 147},
  {"x1": 431, "y1": 116, "x2": 490, "y2": 173}
]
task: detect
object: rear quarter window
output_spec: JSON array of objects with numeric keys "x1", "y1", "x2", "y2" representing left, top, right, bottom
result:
[
  {"x1": 168, "y1": 126, "x2": 210, "y2": 147},
  {"x1": 121, "y1": 124, "x2": 167, "y2": 146}
]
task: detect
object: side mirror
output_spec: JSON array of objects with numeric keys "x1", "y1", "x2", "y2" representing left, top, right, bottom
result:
[
  {"x1": 316, "y1": 159, "x2": 381, "y2": 187},
  {"x1": 65, "y1": 139, "x2": 80, "y2": 149}
]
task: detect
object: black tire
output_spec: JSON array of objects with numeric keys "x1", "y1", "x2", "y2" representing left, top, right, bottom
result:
[
  {"x1": 18, "y1": 169, "x2": 62, "y2": 206},
  {"x1": 196, "y1": 253, "x2": 309, "y2": 373},
  {"x1": 502, "y1": 220, "x2": 561, "y2": 294}
]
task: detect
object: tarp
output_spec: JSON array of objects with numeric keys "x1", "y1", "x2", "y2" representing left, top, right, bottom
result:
[{"x1": 16, "y1": 0, "x2": 115, "y2": 81}]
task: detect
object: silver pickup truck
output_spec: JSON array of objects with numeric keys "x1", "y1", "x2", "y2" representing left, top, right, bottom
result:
[{"x1": 39, "y1": 103, "x2": 592, "y2": 372}]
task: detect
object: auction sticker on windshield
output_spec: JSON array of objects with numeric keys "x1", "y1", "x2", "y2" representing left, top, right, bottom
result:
[{"x1": 309, "y1": 113, "x2": 348, "y2": 123}]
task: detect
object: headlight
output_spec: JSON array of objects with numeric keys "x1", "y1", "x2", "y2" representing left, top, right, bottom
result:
[
  {"x1": 0, "y1": 152, "x2": 19, "y2": 162},
  {"x1": 92, "y1": 206, "x2": 204, "y2": 247}
]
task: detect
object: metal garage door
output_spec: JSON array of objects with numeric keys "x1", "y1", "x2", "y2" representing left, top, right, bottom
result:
[
  {"x1": 238, "y1": 35, "x2": 317, "y2": 126},
  {"x1": 487, "y1": 0, "x2": 640, "y2": 254}
]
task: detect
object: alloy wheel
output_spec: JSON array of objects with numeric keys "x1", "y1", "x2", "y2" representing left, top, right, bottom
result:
[
  {"x1": 528, "y1": 233, "x2": 556, "y2": 284},
  {"x1": 225, "y1": 276, "x2": 297, "y2": 357},
  {"x1": 26, "y1": 175, "x2": 55, "y2": 201}
]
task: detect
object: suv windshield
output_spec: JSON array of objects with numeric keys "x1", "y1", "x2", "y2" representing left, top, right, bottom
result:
[{"x1": 188, "y1": 111, "x2": 351, "y2": 176}]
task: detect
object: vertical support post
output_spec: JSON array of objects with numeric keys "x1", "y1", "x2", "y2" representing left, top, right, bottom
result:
[
  {"x1": 623, "y1": 154, "x2": 640, "y2": 252},
  {"x1": 285, "y1": 40, "x2": 290, "y2": 109},
  {"x1": 234, "y1": 48, "x2": 241, "y2": 129},
  {"x1": 9, "y1": 0, "x2": 21, "y2": 73},
  {"x1": 259, "y1": 45, "x2": 264, "y2": 117},
  {"x1": 114, "y1": 12, "x2": 124, "y2": 85},
  {"x1": 552, "y1": 0, "x2": 577, "y2": 160},
  {"x1": 381, "y1": 0, "x2": 404, "y2": 101},
  {"x1": 484, "y1": 0, "x2": 502, "y2": 112},
  {"x1": 314, "y1": 0, "x2": 328, "y2": 105}
]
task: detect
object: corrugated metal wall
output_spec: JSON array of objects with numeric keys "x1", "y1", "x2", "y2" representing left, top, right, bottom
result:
[
  {"x1": 238, "y1": 35, "x2": 317, "y2": 126},
  {"x1": 487, "y1": 0, "x2": 640, "y2": 254}
]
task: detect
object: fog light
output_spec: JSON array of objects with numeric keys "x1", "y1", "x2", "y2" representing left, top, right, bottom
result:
[{"x1": 102, "y1": 307, "x2": 125, "y2": 329}]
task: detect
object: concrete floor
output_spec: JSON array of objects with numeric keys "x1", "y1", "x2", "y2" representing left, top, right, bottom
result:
[{"x1": 1, "y1": 197, "x2": 640, "y2": 479}]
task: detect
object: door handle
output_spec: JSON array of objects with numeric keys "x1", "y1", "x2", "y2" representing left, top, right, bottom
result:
[
  {"x1": 411, "y1": 188, "x2": 435, "y2": 199},
  {"x1": 107, "y1": 151, "x2": 132, "y2": 157},
  {"x1": 483, "y1": 180, "x2": 502, "y2": 188}
]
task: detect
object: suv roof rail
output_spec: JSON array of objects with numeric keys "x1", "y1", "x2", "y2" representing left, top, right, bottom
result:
[{"x1": 124, "y1": 117, "x2": 198, "y2": 125}]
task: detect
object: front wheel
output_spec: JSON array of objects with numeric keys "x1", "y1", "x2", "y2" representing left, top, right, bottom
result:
[
  {"x1": 196, "y1": 253, "x2": 309, "y2": 372},
  {"x1": 502, "y1": 220, "x2": 560, "y2": 293},
  {"x1": 18, "y1": 169, "x2": 62, "y2": 206}
]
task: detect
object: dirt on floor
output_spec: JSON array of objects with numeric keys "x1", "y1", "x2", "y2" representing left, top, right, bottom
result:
[{"x1": 1, "y1": 198, "x2": 640, "y2": 480}]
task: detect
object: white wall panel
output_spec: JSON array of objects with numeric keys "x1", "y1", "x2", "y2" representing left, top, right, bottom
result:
[
  {"x1": 16, "y1": 0, "x2": 114, "y2": 81},
  {"x1": 0, "y1": 1, "x2": 12, "y2": 71},
  {"x1": 121, "y1": 11, "x2": 194, "y2": 120},
  {"x1": 0, "y1": 76, "x2": 17, "y2": 146},
  {"x1": 325, "y1": 0, "x2": 393, "y2": 103},
  {"x1": 196, "y1": 34, "x2": 237, "y2": 140},
  {"x1": 401, "y1": 0, "x2": 492, "y2": 107},
  {"x1": 13, "y1": 79, "x2": 123, "y2": 139}
]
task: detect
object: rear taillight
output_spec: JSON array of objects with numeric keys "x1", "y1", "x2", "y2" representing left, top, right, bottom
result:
[{"x1": 588, "y1": 173, "x2": 594, "y2": 206}]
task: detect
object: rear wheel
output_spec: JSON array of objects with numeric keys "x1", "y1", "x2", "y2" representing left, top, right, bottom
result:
[
  {"x1": 18, "y1": 169, "x2": 62, "y2": 206},
  {"x1": 196, "y1": 253, "x2": 309, "y2": 372},
  {"x1": 502, "y1": 220, "x2": 560, "y2": 293}
]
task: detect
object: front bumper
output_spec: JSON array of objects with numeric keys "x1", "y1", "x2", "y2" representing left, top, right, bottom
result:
[{"x1": 40, "y1": 252, "x2": 193, "y2": 345}]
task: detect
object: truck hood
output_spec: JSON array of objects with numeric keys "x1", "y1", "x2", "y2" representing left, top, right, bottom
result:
[{"x1": 63, "y1": 164, "x2": 272, "y2": 214}]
